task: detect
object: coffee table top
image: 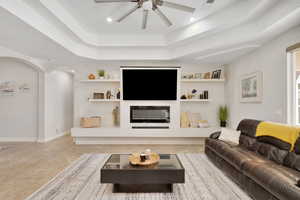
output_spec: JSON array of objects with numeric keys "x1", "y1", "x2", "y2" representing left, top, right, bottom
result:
[{"x1": 102, "y1": 154, "x2": 184, "y2": 170}]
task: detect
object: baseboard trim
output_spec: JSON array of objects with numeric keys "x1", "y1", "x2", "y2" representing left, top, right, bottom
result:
[
  {"x1": 0, "y1": 137, "x2": 37, "y2": 142},
  {"x1": 38, "y1": 131, "x2": 70, "y2": 143}
]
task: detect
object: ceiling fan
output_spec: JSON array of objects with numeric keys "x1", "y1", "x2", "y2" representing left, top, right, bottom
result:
[{"x1": 94, "y1": 0, "x2": 215, "y2": 29}]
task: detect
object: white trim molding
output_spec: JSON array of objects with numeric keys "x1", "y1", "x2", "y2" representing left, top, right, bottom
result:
[
  {"x1": 38, "y1": 131, "x2": 70, "y2": 143},
  {"x1": 0, "y1": 137, "x2": 37, "y2": 142}
]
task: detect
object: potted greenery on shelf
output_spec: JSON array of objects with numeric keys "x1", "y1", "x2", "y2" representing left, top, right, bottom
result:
[
  {"x1": 97, "y1": 69, "x2": 105, "y2": 79},
  {"x1": 218, "y1": 106, "x2": 228, "y2": 127}
]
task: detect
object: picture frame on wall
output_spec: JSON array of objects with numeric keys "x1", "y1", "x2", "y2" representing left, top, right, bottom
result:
[
  {"x1": 240, "y1": 71, "x2": 263, "y2": 103},
  {"x1": 0, "y1": 81, "x2": 17, "y2": 96}
]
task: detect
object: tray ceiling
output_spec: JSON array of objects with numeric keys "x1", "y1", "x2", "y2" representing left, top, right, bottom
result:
[{"x1": 0, "y1": 0, "x2": 300, "y2": 64}]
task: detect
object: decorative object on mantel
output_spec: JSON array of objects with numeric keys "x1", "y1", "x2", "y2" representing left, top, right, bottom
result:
[
  {"x1": 93, "y1": 92, "x2": 105, "y2": 99},
  {"x1": 129, "y1": 152, "x2": 160, "y2": 166},
  {"x1": 218, "y1": 106, "x2": 228, "y2": 127},
  {"x1": 240, "y1": 71, "x2": 263, "y2": 103},
  {"x1": 106, "y1": 90, "x2": 112, "y2": 99},
  {"x1": 211, "y1": 69, "x2": 222, "y2": 79},
  {"x1": 88, "y1": 74, "x2": 96, "y2": 80},
  {"x1": 203, "y1": 72, "x2": 211, "y2": 79},
  {"x1": 180, "y1": 94, "x2": 187, "y2": 99},
  {"x1": 112, "y1": 106, "x2": 120, "y2": 126},
  {"x1": 97, "y1": 70, "x2": 105, "y2": 79},
  {"x1": 180, "y1": 112, "x2": 190, "y2": 128},
  {"x1": 199, "y1": 90, "x2": 209, "y2": 100},
  {"x1": 116, "y1": 89, "x2": 121, "y2": 99},
  {"x1": 190, "y1": 113, "x2": 201, "y2": 128},
  {"x1": 198, "y1": 120, "x2": 210, "y2": 128},
  {"x1": 80, "y1": 116, "x2": 101, "y2": 128}
]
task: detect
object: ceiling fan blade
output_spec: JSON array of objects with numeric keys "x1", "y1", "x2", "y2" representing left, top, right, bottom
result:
[
  {"x1": 94, "y1": 0, "x2": 137, "y2": 3},
  {"x1": 153, "y1": 7, "x2": 172, "y2": 27},
  {"x1": 206, "y1": 0, "x2": 215, "y2": 4},
  {"x1": 142, "y1": 9, "x2": 149, "y2": 29},
  {"x1": 159, "y1": 1, "x2": 195, "y2": 13},
  {"x1": 116, "y1": 4, "x2": 140, "y2": 22}
]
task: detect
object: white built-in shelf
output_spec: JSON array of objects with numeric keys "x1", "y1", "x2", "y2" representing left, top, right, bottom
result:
[
  {"x1": 88, "y1": 99, "x2": 120, "y2": 102},
  {"x1": 181, "y1": 79, "x2": 225, "y2": 83},
  {"x1": 180, "y1": 99, "x2": 211, "y2": 102},
  {"x1": 80, "y1": 79, "x2": 120, "y2": 83}
]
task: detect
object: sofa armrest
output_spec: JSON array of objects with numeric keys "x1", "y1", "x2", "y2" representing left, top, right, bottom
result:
[{"x1": 209, "y1": 131, "x2": 221, "y2": 139}]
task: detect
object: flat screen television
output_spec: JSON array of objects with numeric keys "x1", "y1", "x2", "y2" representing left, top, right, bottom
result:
[{"x1": 122, "y1": 69, "x2": 178, "y2": 100}]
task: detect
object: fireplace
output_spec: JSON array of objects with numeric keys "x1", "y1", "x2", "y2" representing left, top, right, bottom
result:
[{"x1": 130, "y1": 106, "x2": 170, "y2": 129}]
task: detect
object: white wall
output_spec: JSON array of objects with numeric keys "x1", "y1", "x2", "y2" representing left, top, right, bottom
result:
[
  {"x1": 0, "y1": 58, "x2": 38, "y2": 141},
  {"x1": 69, "y1": 61, "x2": 225, "y2": 129},
  {"x1": 226, "y1": 25, "x2": 300, "y2": 128},
  {"x1": 45, "y1": 70, "x2": 73, "y2": 141},
  {"x1": 297, "y1": 51, "x2": 300, "y2": 69}
]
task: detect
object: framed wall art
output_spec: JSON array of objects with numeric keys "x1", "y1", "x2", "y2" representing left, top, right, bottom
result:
[{"x1": 240, "y1": 71, "x2": 263, "y2": 103}]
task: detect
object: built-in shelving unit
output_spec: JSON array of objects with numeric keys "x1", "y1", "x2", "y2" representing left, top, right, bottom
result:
[
  {"x1": 181, "y1": 79, "x2": 225, "y2": 83},
  {"x1": 80, "y1": 79, "x2": 120, "y2": 83},
  {"x1": 72, "y1": 70, "x2": 225, "y2": 144},
  {"x1": 180, "y1": 99, "x2": 211, "y2": 102},
  {"x1": 88, "y1": 99, "x2": 120, "y2": 102}
]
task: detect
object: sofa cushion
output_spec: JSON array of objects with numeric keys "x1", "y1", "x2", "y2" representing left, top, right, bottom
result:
[
  {"x1": 239, "y1": 135, "x2": 259, "y2": 151},
  {"x1": 284, "y1": 137, "x2": 300, "y2": 172},
  {"x1": 284, "y1": 152, "x2": 300, "y2": 172},
  {"x1": 295, "y1": 138, "x2": 300, "y2": 154},
  {"x1": 209, "y1": 131, "x2": 221, "y2": 139},
  {"x1": 237, "y1": 119, "x2": 261, "y2": 138},
  {"x1": 221, "y1": 146, "x2": 272, "y2": 170},
  {"x1": 206, "y1": 138, "x2": 270, "y2": 170},
  {"x1": 257, "y1": 136, "x2": 291, "y2": 151},
  {"x1": 205, "y1": 138, "x2": 237, "y2": 151},
  {"x1": 256, "y1": 142, "x2": 289, "y2": 165},
  {"x1": 243, "y1": 163, "x2": 300, "y2": 200},
  {"x1": 219, "y1": 128, "x2": 241, "y2": 144}
]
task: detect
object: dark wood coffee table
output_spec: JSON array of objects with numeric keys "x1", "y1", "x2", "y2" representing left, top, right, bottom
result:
[{"x1": 101, "y1": 154, "x2": 185, "y2": 193}]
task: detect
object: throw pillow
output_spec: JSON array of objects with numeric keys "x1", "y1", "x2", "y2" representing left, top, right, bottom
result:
[{"x1": 219, "y1": 128, "x2": 241, "y2": 144}]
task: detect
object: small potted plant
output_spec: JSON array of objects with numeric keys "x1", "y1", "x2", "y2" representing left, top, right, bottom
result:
[
  {"x1": 218, "y1": 106, "x2": 228, "y2": 127},
  {"x1": 97, "y1": 70, "x2": 105, "y2": 79}
]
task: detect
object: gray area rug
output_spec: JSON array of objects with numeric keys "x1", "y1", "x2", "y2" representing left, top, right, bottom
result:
[{"x1": 25, "y1": 154, "x2": 252, "y2": 200}]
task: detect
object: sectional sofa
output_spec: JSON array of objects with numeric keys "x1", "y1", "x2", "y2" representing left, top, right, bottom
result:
[{"x1": 205, "y1": 119, "x2": 300, "y2": 200}]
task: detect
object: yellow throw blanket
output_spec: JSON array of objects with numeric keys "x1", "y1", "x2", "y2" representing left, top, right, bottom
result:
[{"x1": 256, "y1": 122, "x2": 300, "y2": 151}]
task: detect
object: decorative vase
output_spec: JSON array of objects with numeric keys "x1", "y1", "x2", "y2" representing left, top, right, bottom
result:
[
  {"x1": 88, "y1": 74, "x2": 96, "y2": 80},
  {"x1": 220, "y1": 121, "x2": 227, "y2": 127}
]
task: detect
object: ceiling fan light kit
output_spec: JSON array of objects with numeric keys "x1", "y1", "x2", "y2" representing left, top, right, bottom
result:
[{"x1": 94, "y1": 0, "x2": 206, "y2": 29}]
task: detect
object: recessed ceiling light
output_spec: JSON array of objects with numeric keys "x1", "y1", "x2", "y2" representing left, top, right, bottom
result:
[
  {"x1": 106, "y1": 17, "x2": 113, "y2": 23},
  {"x1": 190, "y1": 17, "x2": 195, "y2": 22}
]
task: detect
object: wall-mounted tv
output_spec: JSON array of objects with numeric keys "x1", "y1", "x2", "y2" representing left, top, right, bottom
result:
[{"x1": 122, "y1": 68, "x2": 178, "y2": 100}]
